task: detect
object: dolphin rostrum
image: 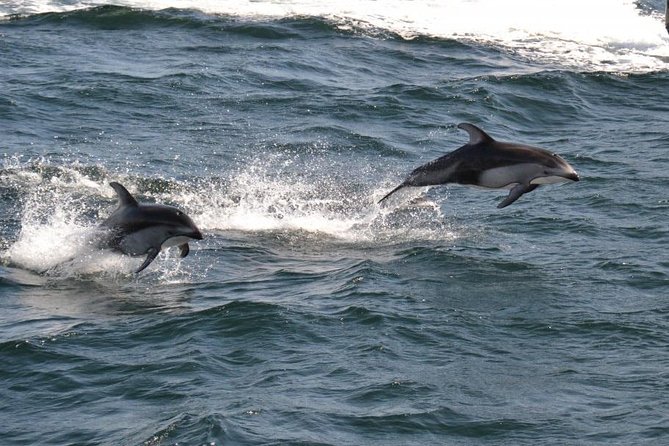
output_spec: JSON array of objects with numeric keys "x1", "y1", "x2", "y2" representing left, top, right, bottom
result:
[
  {"x1": 378, "y1": 123, "x2": 579, "y2": 208},
  {"x1": 100, "y1": 182, "x2": 203, "y2": 273}
]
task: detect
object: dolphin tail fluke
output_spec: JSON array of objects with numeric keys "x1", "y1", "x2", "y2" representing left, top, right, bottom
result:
[
  {"x1": 135, "y1": 248, "x2": 159, "y2": 273},
  {"x1": 378, "y1": 184, "x2": 406, "y2": 205}
]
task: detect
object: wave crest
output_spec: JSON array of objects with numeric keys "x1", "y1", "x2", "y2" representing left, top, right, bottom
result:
[{"x1": 3, "y1": 0, "x2": 668, "y2": 72}]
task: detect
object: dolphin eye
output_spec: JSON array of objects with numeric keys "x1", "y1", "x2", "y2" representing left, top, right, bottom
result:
[{"x1": 176, "y1": 211, "x2": 183, "y2": 216}]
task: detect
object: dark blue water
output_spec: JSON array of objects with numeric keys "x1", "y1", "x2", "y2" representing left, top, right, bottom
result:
[{"x1": 1, "y1": 2, "x2": 669, "y2": 445}]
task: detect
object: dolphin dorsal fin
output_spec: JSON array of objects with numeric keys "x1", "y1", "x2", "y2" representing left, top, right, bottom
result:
[
  {"x1": 458, "y1": 123, "x2": 494, "y2": 145},
  {"x1": 109, "y1": 182, "x2": 139, "y2": 207}
]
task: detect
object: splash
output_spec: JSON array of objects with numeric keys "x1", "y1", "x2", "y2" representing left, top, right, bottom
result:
[
  {"x1": 0, "y1": 156, "x2": 459, "y2": 278},
  {"x1": 2, "y1": 0, "x2": 668, "y2": 72},
  {"x1": 0, "y1": 160, "x2": 195, "y2": 278},
  {"x1": 0, "y1": 163, "x2": 130, "y2": 276},
  {"x1": 177, "y1": 151, "x2": 458, "y2": 244}
]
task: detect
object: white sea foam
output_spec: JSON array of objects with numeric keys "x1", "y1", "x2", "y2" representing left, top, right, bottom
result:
[
  {"x1": 2, "y1": 0, "x2": 668, "y2": 73},
  {"x1": 0, "y1": 158, "x2": 457, "y2": 277},
  {"x1": 174, "y1": 152, "x2": 457, "y2": 244},
  {"x1": 0, "y1": 175, "x2": 130, "y2": 275}
]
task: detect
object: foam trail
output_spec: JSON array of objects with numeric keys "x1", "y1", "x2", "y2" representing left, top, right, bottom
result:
[
  {"x1": 2, "y1": 0, "x2": 668, "y2": 72},
  {"x1": 0, "y1": 158, "x2": 459, "y2": 279},
  {"x1": 179, "y1": 154, "x2": 458, "y2": 244}
]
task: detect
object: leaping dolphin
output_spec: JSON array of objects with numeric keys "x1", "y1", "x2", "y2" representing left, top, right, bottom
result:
[
  {"x1": 100, "y1": 182, "x2": 203, "y2": 273},
  {"x1": 378, "y1": 123, "x2": 579, "y2": 208}
]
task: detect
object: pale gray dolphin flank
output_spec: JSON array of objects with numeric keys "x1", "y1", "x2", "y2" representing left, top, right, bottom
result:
[
  {"x1": 100, "y1": 182, "x2": 203, "y2": 273},
  {"x1": 378, "y1": 123, "x2": 579, "y2": 208}
]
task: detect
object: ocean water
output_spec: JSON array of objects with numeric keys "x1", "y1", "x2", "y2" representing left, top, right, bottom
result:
[{"x1": 1, "y1": 0, "x2": 669, "y2": 444}]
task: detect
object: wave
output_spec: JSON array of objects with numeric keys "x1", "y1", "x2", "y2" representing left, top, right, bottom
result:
[{"x1": 2, "y1": 0, "x2": 668, "y2": 73}]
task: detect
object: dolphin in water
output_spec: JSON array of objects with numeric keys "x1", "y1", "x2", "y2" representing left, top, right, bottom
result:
[
  {"x1": 100, "y1": 182, "x2": 203, "y2": 273},
  {"x1": 378, "y1": 123, "x2": 579, "y2": 208}
]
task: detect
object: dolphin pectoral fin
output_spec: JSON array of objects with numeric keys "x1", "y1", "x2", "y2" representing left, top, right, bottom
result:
[
  {"x1": 378, "y1": 184, "x2": 407, "y2": 205},
  {"x1": 135, "y1": 248, "x2": 160, "y2": 273},
  {"x1": 178, "y1": 243, "x2": 190, "y2": 258},
  {"x1": 497, "y1": 184, "x2": 538, "y2": 209}
]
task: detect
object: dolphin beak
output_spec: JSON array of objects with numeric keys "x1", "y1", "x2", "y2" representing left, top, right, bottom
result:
[
  {"x1": 190, "y1": 229, "x2": 204, "y2": 240},
  {"x1": 565, "y1": 172, "x2": 580, "y2": 182}
]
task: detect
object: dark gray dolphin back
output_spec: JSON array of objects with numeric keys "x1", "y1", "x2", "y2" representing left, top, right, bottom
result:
[
  {"x1": 378, "y1": 123, "x2": 491, "y2": 203},
  {"x1": 100, "y1": 182, "x2": 143, "y2": 235}
]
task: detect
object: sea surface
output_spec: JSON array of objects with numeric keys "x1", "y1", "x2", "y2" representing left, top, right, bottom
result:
[{"x1": 1, "y1": 1, "x2": 669, "y2": 444}]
